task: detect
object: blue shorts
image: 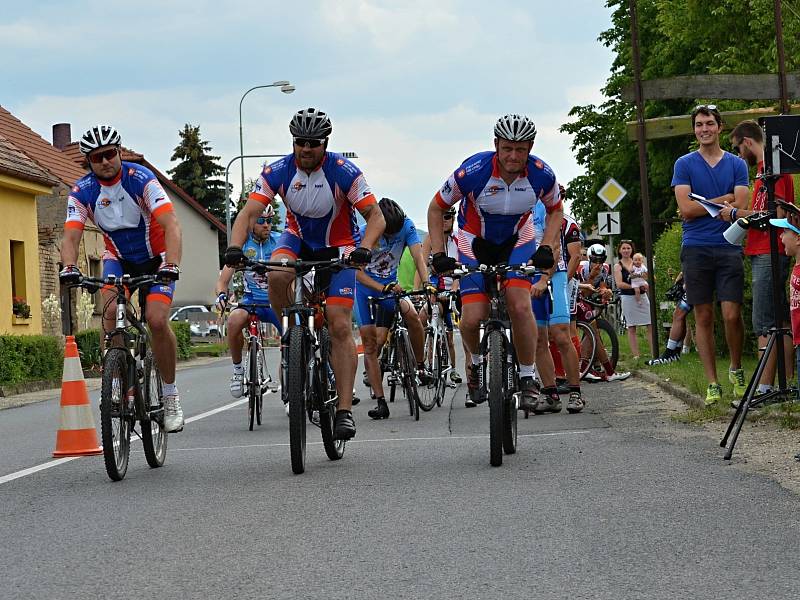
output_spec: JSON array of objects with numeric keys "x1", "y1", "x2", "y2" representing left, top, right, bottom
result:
[
  {"x1": 355, "y1": 276, "x2": 396, "y2": 328},
  {"x1": 532, "y1": 270, "x2": 570, "y2": 326},
  {"x1": 273, "y1": 231, "x2": 356, "y2": 308},
  {"x1": 102, "y1": 257, "x2": 175, "y2": 305},
  {"x1": 236, "y1": 295, "x2": 282, "y2": 334},
  {"x1": 457, "y1": 235, "x2": 535, "y2": 305}
]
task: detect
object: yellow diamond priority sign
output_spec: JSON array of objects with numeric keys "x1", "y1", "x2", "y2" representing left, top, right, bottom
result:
[{"x1": 597, "y1": 178, "x2": 627, "y2": 210}]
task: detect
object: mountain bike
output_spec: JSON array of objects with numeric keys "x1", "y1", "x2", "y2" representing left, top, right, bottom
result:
[
  {"x1": 453, "y1": 263, "x2": 538, "y2": 467},
  {"x1": 71, "y1": 274, "x2": 168, "y2": 481},
  {"x1": 368, "y1": 289, "x2": 429, "y2": 420},
  {"x1": 246, "y1": 257, "x2": 346, "y2": 474},
  {"x1": 576, "y1": 292, "x2": 620, "y2": 379}
]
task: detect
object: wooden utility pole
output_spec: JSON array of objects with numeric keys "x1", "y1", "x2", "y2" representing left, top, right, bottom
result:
[{"x1": 775, "y1": 0, "x2": 790, "y2": 114}]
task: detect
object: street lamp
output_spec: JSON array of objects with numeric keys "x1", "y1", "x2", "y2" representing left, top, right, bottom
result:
[{"x1": 238, "y1": 81, "x2": 295, "y2": 200}]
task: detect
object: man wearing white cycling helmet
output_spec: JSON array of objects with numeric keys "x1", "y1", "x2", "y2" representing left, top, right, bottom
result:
[
  {"x1": 427, "y1": 114, "x2": 563, "y2": 410},
  {"x1": 60, "y1": 125, "x2": 185, "y2": 432},
  {"x1": 215, "y1": 203, "x2": 282, "y2": 400},
  {"x1": 225, "y1": 108, "x2": 385, "y2": 440}
]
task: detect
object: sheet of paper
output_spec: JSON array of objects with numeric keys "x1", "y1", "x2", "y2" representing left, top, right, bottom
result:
[{"x1": 693, "y1": 196, "x2": 721, "y2": 218}]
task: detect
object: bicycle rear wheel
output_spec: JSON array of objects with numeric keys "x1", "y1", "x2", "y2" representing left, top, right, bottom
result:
[
  {"x1": 595, "y1": 318, "x2": 619, "y2": 370},
  {"x1": 141, "y1": 349, "x2": 167, "y2": 469},
  {"x1": 486, "y1": 329, "x2": 505, "y2": 466},
  {"x1": 417, "y1": 328, "x2": 438, "y2": 412},
  {"x1": 577, "y1": 321, "x2": 596, "y2": 380},
  {"x1": 435, "y1": 329, "x2": 450, "y2": 408},
  {"x1": 397, "y1": 330, "x2": 420, "y2": 421},
  {"x1": 318, "y1": 327, "x2": 345, "y2": 461},
  {"x1": 286, "y1": 326, "x2": 308, "y2": 474},
  {"x1": 248, "y1": 341, "x2": 264, "y2": 430},
  {"x1": 100, "y1": 348, "x2": 132, "y2": 481}
]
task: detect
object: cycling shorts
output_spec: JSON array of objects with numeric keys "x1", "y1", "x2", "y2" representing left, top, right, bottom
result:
[
  {"x1": 102, "y1": 256, "x2": 175, "y2": 305},
  {"x1": 355, "y1": 276, "x2": 396, "y2": 328},
  {"x1": 235, "y1": 295, "x2": 282, "y2": 334},
  {"x1": 457, "y1": 234, "x2": 534, "y2": 304},
  {"x1": 532, "y1": 270, "x2": 570, "y2": 327}
]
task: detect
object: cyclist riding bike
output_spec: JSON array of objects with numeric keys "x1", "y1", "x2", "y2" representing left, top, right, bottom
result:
[
  {"x1": 355, "y1": 198, "x2": 430, "y2": 420},
  {"x1": 215, "y1": 204, "x2": 282, "y2": 401},
  {"x1": 577, "y1": 244, "x2": 630, "y2": 382},
  {"x1": 60, "y1": 125, "x2": 185, "y2": 432},
  {"x1": 224, "y1": 107, "x2": 385, "y2": 440},
  {"x1": 427, "y1": 113, "x2": 563, "y2": 409}
]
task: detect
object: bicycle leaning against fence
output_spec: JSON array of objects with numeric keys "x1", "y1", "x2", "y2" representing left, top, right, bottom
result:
[{"x1": 68, "y1": 274, "x2": 169, "y2": 481}]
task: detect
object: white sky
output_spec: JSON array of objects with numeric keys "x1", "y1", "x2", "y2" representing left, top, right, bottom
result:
[{"x1": 1, "y1": 0, "x2": 614, "y2": 229}]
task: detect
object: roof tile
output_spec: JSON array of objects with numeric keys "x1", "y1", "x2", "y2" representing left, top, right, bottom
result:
[{"x1": 0, "y1": 134, "x2": 59, "y2": 187}]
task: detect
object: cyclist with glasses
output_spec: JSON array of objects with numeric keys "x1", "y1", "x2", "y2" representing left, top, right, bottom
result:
[
  {"x1": 215, "y1": 204, "x2": 282, "y2": 399},
  {"x1": 225, "y1": 108, "x2": 385, "y2": 440},
  {"x1": 59, "y1": 125, "x2": 185, "y2": 433},
  {"x1": 427, "y1": 114, "x2": 562, "y2": 409},
  {"x1": 356, "y1": 198, "x2": 429, "y2": 420}
]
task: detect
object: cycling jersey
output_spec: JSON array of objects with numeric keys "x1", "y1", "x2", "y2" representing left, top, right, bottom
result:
[
  {"x1": 558, "y1": 215, "x2": 581, "y2": 273},
  {"x1": 362, "y1": 218, "x2": 421, "y2": 281},
  {"x1": 578, "y1": 261, "x2": 613, "y2": 288},
  {"x1": 249, "y1": 152, "x2": 376, "y2": 251},
  {"x1": 66, "y1": 162, "x2": 173, "y2": 264},
  {"x1": 241, "y1": 231, "x2": 280, "y2": 303},
  {"x1": 434, "y1": 151, "x2": 561, "y2": 246}
]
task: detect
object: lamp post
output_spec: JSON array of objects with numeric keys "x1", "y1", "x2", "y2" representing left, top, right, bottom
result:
[{"x1": 238, "y1": 81, "x2": 295, "y2": 201}]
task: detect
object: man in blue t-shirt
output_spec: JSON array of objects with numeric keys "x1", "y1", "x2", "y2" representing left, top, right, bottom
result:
[{"x1": 671, "y1": 104, "x2": 750, "y2": 406}]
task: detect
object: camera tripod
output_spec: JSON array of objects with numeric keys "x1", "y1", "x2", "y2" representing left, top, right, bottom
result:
[{"x1": 721, "y1": 115, "x2": 800, "y2": 460}]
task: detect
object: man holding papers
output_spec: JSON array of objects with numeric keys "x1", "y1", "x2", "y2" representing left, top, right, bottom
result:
[{"x1": 671, "y1": 104, "x2": 750, "y2": 406}]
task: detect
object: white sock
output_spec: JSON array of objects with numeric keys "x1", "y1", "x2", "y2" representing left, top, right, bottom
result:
[
  {"x1": 471, "y1": 354, "x2": 483, "y2": 366},
  {"x1": 757, "y1": 384, "x2": 773, "y2": 394},
  {"x1": 666, "y1": 339, "x2": 681, "y2": 351},
  {"x1": 162, "y1": 382, "x2": 177, "y2": 396},
  {"x1": 519, "y1": 363, "x2": 535, "y2": 379},
  {"x1": 233, "y1": 362, "x2": 243, "y2": 374}
]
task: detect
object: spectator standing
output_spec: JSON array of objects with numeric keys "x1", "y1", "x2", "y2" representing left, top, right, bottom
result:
[
  {"x1": 671, "y1": 105, "x2": 750, "y2": 406},
  {"x1": 613, "y1": 240, "x2": 652, "y2": 359}
]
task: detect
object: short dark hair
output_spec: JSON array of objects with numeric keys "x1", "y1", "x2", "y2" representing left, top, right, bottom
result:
[
  {"x1": 729, "y1": 119, "x2": 764, "y2": 145},
  {"x1": 691, "y1": 105, "x2": 722, "y2": 128}
]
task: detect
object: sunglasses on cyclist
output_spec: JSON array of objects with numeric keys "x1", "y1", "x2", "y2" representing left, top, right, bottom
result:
[
  {"x1": 293, "y1": 137, "x2": 326, "y2": 148},
  {"x1": 88, "y1": 148, "x2": 119, "y2": 164},
  {"x1": 255, "y1": 217, "x2": 270, "y2": 225},
  {"x1": 443, "y1": 213, "x2": 455, "y2": 220}
]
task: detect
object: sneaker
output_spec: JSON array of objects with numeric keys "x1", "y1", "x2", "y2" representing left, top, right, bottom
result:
[
  {"x1": 607, "y1": 371, "x2": 631, "y2": 382},
  {"x1": 229, "y1": 372, "x2": 244, "y2": 398},
  {"x1": 310, "y1": 410, "x2": 320, "y2": 426},
  {"x1": 729, "y1": 368, "x2": 746, "y2": 398},
  {"x1": 533, "y1": 390, "x2": 562, "y2": 414},
  {"x1": 566, "y1": 392, "x2": 585, "y2": 414},
  {"x1": 519, "y1": 377, "x2": 538, "y2": 412},
  {"x1": 705, "y1": 383, "x2": 723, "y2": 406},
  {"x1": 284, "y1": 401, "x2": 290, "y2": 417},
  {"x1": 333, "y1": 410, "x2": 356, "y2": 440},
  {"x1": 351, "y1": 390, "x2": 361, "y2": 406},
  {"x1": 465, "y1": 392, "x2": 477, "y2": 408},
  {"x1": 450, "y1": 370, "x2": 462, "y2": 384},
  {"x1": 583, "y1": 370, "x2": 603, "y2": 383},
  {"x1": 467, "y1": 364, "x2": 484, "y2": 405},
  {"x1": 417, "y1": 366, "x2": 434, "y2": 386},
  {"x1": 368, "y1": 397, "x2": 390, "y2": 420},
  {"x1": 646, "y1": 349, "x2": 679, "y2": 366},
  {"x1": 362, "y1": 370, "x2": 370, "y2": 387},
  {"x1": 163, "y1": 393, "x2": 184, "y2": 432}
]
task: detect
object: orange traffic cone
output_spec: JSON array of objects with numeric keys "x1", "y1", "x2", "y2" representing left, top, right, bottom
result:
[{"x1": 53, "y1": 335, "x2": 103, "y2": 457}]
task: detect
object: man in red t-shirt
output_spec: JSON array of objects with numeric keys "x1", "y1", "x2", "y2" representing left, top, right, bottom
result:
[{"x1": 720, "y1": 120, "x2": 796, "y2": 396}]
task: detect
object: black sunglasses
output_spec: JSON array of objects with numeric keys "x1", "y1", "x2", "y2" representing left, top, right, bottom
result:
[
  {"x1": 443, "y1": 213, "x2": 455, "y2": 220},
  {"x1": 255, "y1": 217, "x2": 270, "y2": 225},
  {"x1": 293, "y1": 137, "x2": 326, "y2": 148},
  {"x1": 88, "y1": 148, "x2": 119, "y2": 164}
]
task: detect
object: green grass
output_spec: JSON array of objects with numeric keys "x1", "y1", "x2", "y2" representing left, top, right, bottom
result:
[
  {"x1": 191, "y1": 342, "x2": 228, "y2": 357},
  {"x1": 616, "y1": 325, "x2": 800, "y2": 428}
]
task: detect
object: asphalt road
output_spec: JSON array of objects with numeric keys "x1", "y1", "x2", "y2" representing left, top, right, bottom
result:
[{"x1": 1, "y1": 348, "x2": 798, "y2": 600}]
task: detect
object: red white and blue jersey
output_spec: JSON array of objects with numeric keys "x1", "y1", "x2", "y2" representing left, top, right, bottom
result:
[
  {"x1": 558, "y1": 214, "x2": 581, "y2": 273},
  {"x1": 434, "y1": 151, "x2": 561, "y2": 247},
  {"x1": 249, "y1": 152, "x2": 377, "y2": 250},
  {"x1": 65, "y1": 162, "x2": 173, "y2": 263}
]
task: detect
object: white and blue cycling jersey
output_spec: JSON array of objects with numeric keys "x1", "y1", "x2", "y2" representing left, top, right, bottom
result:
[
  {"x1": 362, "y1": 217, "x2": 421, "y2": 281},
  {"x1": 241, "y1": 231, "x2": 280, "y2": 304}
]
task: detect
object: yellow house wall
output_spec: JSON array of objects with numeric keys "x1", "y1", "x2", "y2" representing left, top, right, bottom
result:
[{"x1": 0, "y1": 178, "x2": 48, "y2": 335}]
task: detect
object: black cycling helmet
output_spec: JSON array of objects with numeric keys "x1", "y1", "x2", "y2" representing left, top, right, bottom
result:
[
  {"x1": 289, "y1": 108, "x2": 332, "y2": 138},
  {"x1": 379, "y1": 197, "x2": 406, "y2": 236}
]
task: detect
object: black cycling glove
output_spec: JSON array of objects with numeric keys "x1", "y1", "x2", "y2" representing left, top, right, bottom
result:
[
  {"x1": 431, "y1": 252, "x2": 456, "y2": 274},
  {"x1": 530, "y1": 245, "x2": 554, "y2": 269}
]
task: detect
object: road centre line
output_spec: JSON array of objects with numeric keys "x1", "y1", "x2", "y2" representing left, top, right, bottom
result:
[{"x1": 0, "y1": 396, "x2": 251, "y2": 486}]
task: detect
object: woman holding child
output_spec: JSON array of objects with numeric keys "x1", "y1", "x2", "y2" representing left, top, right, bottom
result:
[{"x1": 614, "y1": 240, "x2": 653, "y2": 359}]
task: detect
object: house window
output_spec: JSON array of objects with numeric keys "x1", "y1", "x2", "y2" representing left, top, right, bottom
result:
[
  {"x1": 89, "y1": 258, "x2": 102, "y2": 314},
  {"x1": 10, "y1": 240, "x2": 27, "y2": 312}
]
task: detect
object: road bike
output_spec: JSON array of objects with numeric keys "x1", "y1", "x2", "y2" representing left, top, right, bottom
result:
[
  {"x1": 246, "y1": 257, "x2": 346, "y2": 474},
  {"x1": 420, "y1": 288, "x2": 459, "y2": 409},
  {"x1": 453, "y1": 263, "x2": 538, "y2": 467},
  {"x1": 576, "y1": 292, "x2": 620, "y2": 380},
  {"x1": 368, "y1": 289, "x2": 429, "y2": 420},
  {"x1": 70, "y1": 274, "x2": 168, "y2": 481}
]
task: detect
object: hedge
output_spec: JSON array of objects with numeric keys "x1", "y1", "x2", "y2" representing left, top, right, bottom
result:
[
  {"x1": 652, "y1": 222, "x2": 756, "y2": 356},
  {"x1": 171, "y1": 321, "x2": 192, "y2": 360},
  {"x1": 74, "y1": 321, "x2": 193, "y2": 368},
  {"x1": 0, "y1": 335, "x2": 63, "y2": 386}
]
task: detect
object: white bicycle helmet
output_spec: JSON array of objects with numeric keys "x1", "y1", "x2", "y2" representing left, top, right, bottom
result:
[
  {"x1": 261, "y1": 203, "x2": 275, "y2": 219},
  {"x1": 494, "y1": 114, "x2": 537, "y2": 142},
  {"x1": 79, "y1": 125, "x2": 121, "y2": 154},
  {"x1": 289, "y1": 108, "x2": 332, "y2": 138},
  {"x1": 588, "y1": 243, "x2": 607, "y2": 263}
]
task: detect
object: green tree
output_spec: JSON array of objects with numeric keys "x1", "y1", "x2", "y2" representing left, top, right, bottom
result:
[
  {"x1": 168, "y1": 124, "x2": 229, "y2": 221},
  {"x1": 561, "y1": 0, "x2": 799, "y2": 248}
]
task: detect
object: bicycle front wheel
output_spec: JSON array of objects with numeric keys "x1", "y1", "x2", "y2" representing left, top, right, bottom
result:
[
  {"x1": 248, "y1": 341, "x2": 263, "y2": 430},
  {"x1": 141, "y1": 349, "x2": 167, "y2": 469},
  {"x1": 397, "y1": 330, "x2": 420, "y2": 421},
  {"x1": 100, "y1": 348, "x2": 132, "y2": 481},
  {"x1": 577, "y1": 321, "x2": 597, "y2": 380},
  {"x1": 285, "y1": 326, "x2": 308, "y2": 474},
  {"x1": 486, "y1": 329, "x2": 506, "y2": 467},
  {"x1": 417, "y1": 328, "x2": 438, "y2": 412}
]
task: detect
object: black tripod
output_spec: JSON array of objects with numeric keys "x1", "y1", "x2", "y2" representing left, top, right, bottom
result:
[{"x1": 721, "y1": 115, "x2": 800, "y2": 460}]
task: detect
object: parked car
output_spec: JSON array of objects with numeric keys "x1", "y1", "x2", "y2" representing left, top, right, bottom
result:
[{"x1": 169, "y1": 305, "x2": 221, "y2": 337}]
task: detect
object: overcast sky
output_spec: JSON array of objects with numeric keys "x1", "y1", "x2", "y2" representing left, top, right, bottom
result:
[{"x1": 1, "y1": 0, "x2": 613, "y2": 229}]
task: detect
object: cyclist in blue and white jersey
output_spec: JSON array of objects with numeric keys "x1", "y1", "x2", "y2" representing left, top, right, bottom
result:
[
  {"x1": 60, "y1": 125, "x2": 185, "y2": 433},
  {"x1": 355, "y1": 198, "x2": 429, "y2": 420},
  {"x1": 427, "y1": 114, "x2": 563, "y2": 408},
  {"x1": 215, "y1": 204, "x2": 282, "y2": 398}
]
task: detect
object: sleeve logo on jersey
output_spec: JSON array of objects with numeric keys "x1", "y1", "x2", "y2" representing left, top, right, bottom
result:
[
  {"x1": 264, "y1": 166, "x2": 272, "y2": 175},
  {"x1": 534, "y1": 160, "x2": 544, "y2": 169},
  {"x1": 337, "y1": 159, "x2": 345, "y2": 166},
  {"x1": 67, "y1": 204, "x2": 76, "y2": 215},
  {"x1": 72, "y1": 185, "x2": 80, "y2": 193},
  {"x1": 441, "y1": 181, "x2": 452, "y2": 194},
  {"x1": 128, "y1": 167, "x2": 136, "y2": 176},
  {"x1": 457, "y1": 169, "x2": 466, "y2": 179}
]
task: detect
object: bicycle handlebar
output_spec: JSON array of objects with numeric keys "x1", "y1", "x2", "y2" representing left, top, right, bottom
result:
[
  {"x1": 238, "y1": 256, "x2": 353, "y2": 274},
  {"x1": 451, "y1": 263, "x2": 544, "y2": 278},
  {"x1": 367, "y1": 288, "x2": 429, "y2": 306},
  {"x1": 71, "y1": 274, "x2": 161, "y2": 294}
]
